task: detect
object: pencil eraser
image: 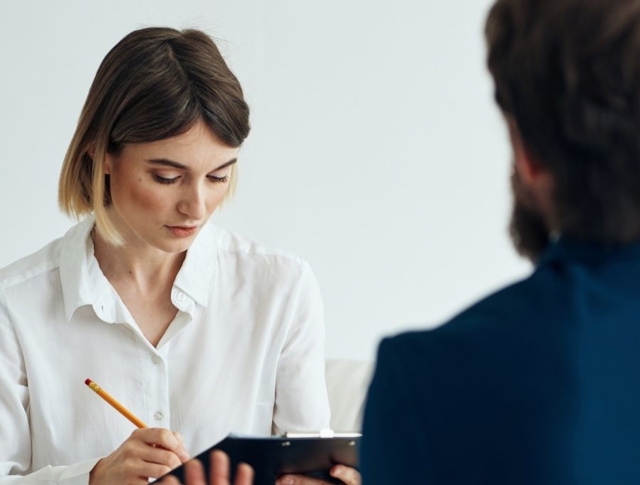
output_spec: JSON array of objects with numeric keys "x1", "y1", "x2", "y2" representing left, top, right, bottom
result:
[{"x1": 85, "y1": 378, "x2": 92, "y2": 386}]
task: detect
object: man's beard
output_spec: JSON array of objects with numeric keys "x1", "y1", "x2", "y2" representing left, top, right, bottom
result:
[{"x1": 509, "y1": 169, "x2": 551, "y2": 263}]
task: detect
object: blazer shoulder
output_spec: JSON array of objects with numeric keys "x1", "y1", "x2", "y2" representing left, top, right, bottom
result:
[{"x1": 377, "y1": 269, "x2": 562, "y2": 373}]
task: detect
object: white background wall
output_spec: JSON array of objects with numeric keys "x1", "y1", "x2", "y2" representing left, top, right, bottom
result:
[{"x1": 0, "y1": 0, "x2": 530, "y2": 360}]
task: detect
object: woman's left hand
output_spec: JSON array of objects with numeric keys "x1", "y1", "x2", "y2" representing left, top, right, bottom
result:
[
  {"x1": 275, "y1": 465, "x2": 361, "y2": 485},
  {"x1": 157, "y1": 451, "x2": 361, "y2": 485},
  {"x1": 158, "y1": 450, "x2": 253, "y2": 485}
]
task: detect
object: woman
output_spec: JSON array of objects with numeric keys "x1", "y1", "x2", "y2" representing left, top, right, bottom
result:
[{"x1": 0, "y1": 27, "x2": 359, "y2": 485}]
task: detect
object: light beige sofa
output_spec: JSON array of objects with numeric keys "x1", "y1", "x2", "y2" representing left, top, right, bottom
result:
[{"x1": 325, "y1": 359, "x2": 374, "y2": 432}]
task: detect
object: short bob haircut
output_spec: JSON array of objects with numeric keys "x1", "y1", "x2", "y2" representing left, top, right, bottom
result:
[{"x1": 59, "y1": 27, "x2": 250, "y2": 245}]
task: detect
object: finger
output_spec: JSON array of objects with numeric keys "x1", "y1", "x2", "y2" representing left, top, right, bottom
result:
[
  {"x1": 143, "y1": 461, "x2": 178, "y2": 480},
  {"x1": 210, "y1": 450, "x2": 231, "y2": 485},
  {"x1": 235, "y1": 463, "x2": 254, "y2": 485},
  {"x1": 184, "y1": 458, "x2": 207, "y2": 485},
  {"x1": 172, "y1": 431, "x2": 190, "y2": 462},
  {"x1": 275, "y1": 474, "x2": 327, "y2": 485},
  {"x1": 136, "y1": 443, "x2": 183, "y2": 470},
  {"x1": 330, "y1": 465, "x2": 362, "y2": 485},
  {"x1": 157, "y1": 475, "x2": 181, "y2": 485},
  {"x1": 135, "y1": 428, "x2": 190, "y2": 462},
  {"x1": 173, "y1": 431, "x2": 186, "y2": 447}
]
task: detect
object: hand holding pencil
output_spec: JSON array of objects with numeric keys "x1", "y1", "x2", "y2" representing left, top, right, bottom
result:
[{"x1": 85, "y1": 379, "x2": 190, "y2": 485}]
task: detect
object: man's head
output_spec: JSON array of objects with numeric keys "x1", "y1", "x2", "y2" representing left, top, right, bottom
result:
[{"x1": 486, "y1": 0, "x2": 640, "y2": 260}]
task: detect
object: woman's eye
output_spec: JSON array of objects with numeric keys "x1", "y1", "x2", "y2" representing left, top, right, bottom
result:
[
  {"x1": 153, "y1": 174, "x2": 179, "y2": 185},
  {"x1": 208, "y1": 174, "x2": 229, "y2": 184}
]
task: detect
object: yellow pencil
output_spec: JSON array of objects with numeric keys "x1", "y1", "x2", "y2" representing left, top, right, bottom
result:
[{"x1": 85, "y1": 378, "x2": 148, "y2": 428}]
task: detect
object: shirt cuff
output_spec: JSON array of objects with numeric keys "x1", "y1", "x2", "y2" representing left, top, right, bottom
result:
[{"x1": 58, "y1": 458, "x2": 101, "y2": 485}]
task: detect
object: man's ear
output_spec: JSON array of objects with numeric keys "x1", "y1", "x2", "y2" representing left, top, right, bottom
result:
[{"x1": 507, "y1": 118, "x2": 547, "y2": 185}]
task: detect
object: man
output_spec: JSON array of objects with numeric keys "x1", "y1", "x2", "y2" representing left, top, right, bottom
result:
[{"x1": 361, "y1": 0, "x2": 640, "y2": 483}]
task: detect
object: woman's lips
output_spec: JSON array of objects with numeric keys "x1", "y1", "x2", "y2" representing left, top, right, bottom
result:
[{"x1": 166, "y1": 226, "x2": 198, "y2": 237}]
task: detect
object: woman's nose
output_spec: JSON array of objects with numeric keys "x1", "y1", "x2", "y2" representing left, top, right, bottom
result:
[{"x1": 178, "y1": 184, "x2": 206, "y2": 220}]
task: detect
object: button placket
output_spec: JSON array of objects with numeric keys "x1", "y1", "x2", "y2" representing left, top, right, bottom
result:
[{"x1": 145, "y1": 345, "x2": 171, "y2": 428}]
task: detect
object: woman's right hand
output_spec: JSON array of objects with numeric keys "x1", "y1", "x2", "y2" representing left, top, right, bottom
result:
[{"x1": 89, "y1": 427, "x2": 190, "y2": 485}]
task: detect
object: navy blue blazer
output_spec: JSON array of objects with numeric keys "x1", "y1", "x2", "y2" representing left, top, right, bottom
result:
[{"x1": 361, "y1": 240, "x2": 640, "y2": 484}]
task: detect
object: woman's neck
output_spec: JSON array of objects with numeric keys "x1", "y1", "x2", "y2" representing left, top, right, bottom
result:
[{"x1": 91, "y1": 227, "x2": 186, "y2": 294}]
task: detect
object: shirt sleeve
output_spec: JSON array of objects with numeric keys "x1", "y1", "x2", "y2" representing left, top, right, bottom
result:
[
  {"x1": 360, "y1": 337, "x2": 426, "y2": 485},
  {"x1": 0, "y1": 285, "x2": 100, "y2": 485},
  {"x1": 272, "y1": 260, "x2": 331, "y2": 434}
]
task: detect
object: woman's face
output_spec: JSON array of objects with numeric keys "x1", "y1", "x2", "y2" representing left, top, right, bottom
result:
[{"x1": 104, "y1": 120, "x2": 239, "y2": 254}]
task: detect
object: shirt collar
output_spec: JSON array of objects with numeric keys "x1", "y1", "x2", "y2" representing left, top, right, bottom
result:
[
  {"x1": 537, "y1": 237, "x2": 640, "y2": 268},
  {"x1": 59, "y1": 216, "x2": 218, "y2": 321},
  {"x1": 173, "y1": 220, "x2": 218, "y2": 308},
  {"x1": 59, "y1": 215, "x2": 101, "y2": 321}
]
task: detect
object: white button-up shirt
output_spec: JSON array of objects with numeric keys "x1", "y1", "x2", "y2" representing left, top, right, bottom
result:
[{"x1": 0, "y1": 217, "x2": 330, "y2": 484}]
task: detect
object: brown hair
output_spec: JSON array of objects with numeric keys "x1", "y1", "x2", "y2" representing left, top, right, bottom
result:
[
  {"x1": 486, "y1": 0, "x2": 640, "y2": 244},
  {"x1": 59, "y1": 27, "x2": 250, "y2": 244}
]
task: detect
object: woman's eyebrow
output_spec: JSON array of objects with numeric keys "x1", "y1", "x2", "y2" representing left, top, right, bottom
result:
[
  {"x1": 146, "y1": 158, "x2": 238, "y2": 171},
  {"x1": 212, "y1": 158, "x2": 238, "y2": 171}
]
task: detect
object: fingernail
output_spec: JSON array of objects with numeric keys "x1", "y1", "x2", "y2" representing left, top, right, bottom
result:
[{"x1": 277, "y1": 477, "x2": 294, "y2": 485}]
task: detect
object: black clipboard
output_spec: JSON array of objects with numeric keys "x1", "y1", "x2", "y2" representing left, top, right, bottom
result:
[{"x1": 161, "y1": 433, "x2": 361, "y2": 485}]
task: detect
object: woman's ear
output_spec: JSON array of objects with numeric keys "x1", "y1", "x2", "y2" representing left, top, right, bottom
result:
[
  {"x1": 87, "y1": 141, "x2": 97, "y2": 160},
  {"x1": 86, "y1": 142, "x2": 113, "y2": 174},
  {"x1": 103, "y1": 153, "x2": 113, "y2": 175}
]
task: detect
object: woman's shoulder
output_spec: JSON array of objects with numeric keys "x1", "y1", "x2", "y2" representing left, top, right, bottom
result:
[
  {"x1": 0, "y1": 219, "x2": 90, "y2": 289},
  {"x1": 0, "y1": 236, "x2": 64, "y2": 289},
  {"x1": 211, "y1": 224, "x2": 313, "y2": 277}
]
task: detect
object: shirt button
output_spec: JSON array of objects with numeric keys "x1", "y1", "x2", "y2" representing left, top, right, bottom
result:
[
  {"x1": 154, "y1": 411, "x2": 164, "y2": 421},
  {"x1": 177, "y1": 292, "x2": 186, "y2": 301},
  {"x1": 152, "y1": 355, "x2": 162, "y2": 365}
]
